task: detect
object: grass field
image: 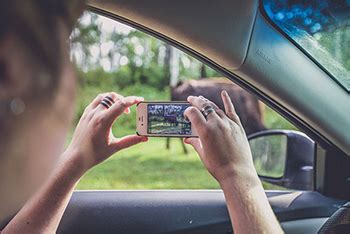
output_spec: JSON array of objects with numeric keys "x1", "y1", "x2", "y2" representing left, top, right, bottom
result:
[
  {"x1": 77, "y1": 138, "x2": 219, "y2": 189},
  {"x1": 74, "y1": 85, "x2": 296, "y2": 190}
]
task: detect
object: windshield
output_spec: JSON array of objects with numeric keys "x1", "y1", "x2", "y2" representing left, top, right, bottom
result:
[{"x1": 262, "y1": 0, "x2": 350, "y2": 92}]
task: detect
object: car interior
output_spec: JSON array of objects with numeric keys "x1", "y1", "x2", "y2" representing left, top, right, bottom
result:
[{"x1": 1, "y1": 0, "x2": 349, "y2": 233}]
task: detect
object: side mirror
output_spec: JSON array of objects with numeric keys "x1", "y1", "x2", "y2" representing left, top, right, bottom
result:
[{"x1": 248, "y1": 130, "x2": 315, "y2": 190}]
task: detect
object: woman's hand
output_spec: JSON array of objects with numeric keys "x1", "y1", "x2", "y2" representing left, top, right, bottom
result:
[
  {"x1": 184, "y1": 90, "x2": 257, "y2": 185},
  {"x1": 0, "y1": 93, "x2": 148, "y2": 234},
  {"x1": 64, "y1": 92, "x2": 148, "y2": 174},
  {"x1": 185, "y1": 91, "x2": 283, "y2": 234}
]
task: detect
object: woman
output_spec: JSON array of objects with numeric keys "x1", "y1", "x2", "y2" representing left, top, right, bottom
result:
[{"x1": 0, "y1": 0, "x2": 283, "y2": 233}]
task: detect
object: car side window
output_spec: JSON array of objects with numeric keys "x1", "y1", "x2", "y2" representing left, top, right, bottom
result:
[{"x1": 71, "y1": 11, "x2": 297, "y2": 190}]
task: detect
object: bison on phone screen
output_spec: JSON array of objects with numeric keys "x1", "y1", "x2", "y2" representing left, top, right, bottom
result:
[{"x1": 168, "y1": 78, "x2": 266, "y2": 154}]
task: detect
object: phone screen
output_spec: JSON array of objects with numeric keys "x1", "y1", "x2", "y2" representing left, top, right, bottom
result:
[{"x1": 147, "y1": 103, "x2": 192, "y2": 135}]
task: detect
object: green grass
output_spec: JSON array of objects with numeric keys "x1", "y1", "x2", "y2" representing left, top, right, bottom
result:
[
  {"x1": 77, "y1": 138, "x2": 220, "y2": 189},
  {"x1": 264, "y1": 106, "x2": 297, "y2": 131}
]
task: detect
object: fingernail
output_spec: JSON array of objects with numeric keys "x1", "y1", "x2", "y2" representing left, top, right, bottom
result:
[
  {"x1": 184, "y1": 114, "x2": 189, "y2": 122},
  {"x1": 141, "y1": 137, "x2": 148, "y2": 142},
  {"x1": 222, "y1": 90, "x2": 228, "y2": 96},
  {"x1": 184, "y1": 138, "x2": 191, "y2": 144}
]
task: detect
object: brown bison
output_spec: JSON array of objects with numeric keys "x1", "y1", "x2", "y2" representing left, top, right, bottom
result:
[{"x1": 167, "y1": 77, "x2": 266, "y2": 153}]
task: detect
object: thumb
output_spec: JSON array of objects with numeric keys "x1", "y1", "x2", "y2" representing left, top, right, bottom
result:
[
  {"x1": 110, "y1": 135, "x2": 148, "y2": 152},
  {"x1": 184, "y1": 138, "x2": 203, "y2": 156}
]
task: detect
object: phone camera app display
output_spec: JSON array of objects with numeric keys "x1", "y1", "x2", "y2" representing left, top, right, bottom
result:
[{"x1": 147, "y1": 104, "x2": 191, "y2": 135}]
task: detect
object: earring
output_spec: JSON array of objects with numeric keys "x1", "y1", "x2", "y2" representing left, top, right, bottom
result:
[{"x1": 10, "y1": 98, "x2": 25, "y2": 115}]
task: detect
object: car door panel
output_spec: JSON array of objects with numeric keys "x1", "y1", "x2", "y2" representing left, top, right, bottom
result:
[
  {"x1": 57, "y1": 191, "x2": 344, "y2": 233},
  {"x1": 281, "y1": 218, "x2": 328, "y2": 234}
]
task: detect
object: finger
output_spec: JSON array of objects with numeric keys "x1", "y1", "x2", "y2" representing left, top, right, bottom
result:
[
  {"x1": 221, "y1": 90, "x2": 240, "y2": 124},
  {"x1": 198, "y1": 96, "x2": 226, "y2": 119},
  {"x1": 184, "y1": 138, "x2": 203, "y2": 155},
  {"x1": 188, "y1": 95, "x2": 209, "y2": 110},
  {"x1": 84, "y1": 92, "x2": 123, "y2": 113},
  {"x1": 84, "y1": 94, "x2": 106, "y2": 113},
  {"x1": 124, "y1": 107, "x2": 131, "y2": 114},
  {"x1": 95, "y1": 92, "x2": 124, "y2": 111},
  {"x1": 198, "y1": 95, "x2": 220, "y2": 110},
  {"x1": 187, "y1": 96, "x2": 220, "y2": 121},
  {"x1": 184, "y1": 106, "x2": 206, "y2": 133},
  {"x1": 103, "y1": 96, "x2": 144, "y2": 126},
  {"x1": 110, "y1": 135, "x2": 148, "y2": 152}
]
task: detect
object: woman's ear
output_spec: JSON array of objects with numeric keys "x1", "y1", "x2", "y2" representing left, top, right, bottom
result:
[
  {"x1": 0, "y1": 37, "x2": 12, "y2": 99},
  {"x1": 0, "y1": 35, "x2": 31, "y2": 100}
]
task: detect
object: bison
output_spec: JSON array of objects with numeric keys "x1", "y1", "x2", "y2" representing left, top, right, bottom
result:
[{"x1": 167, "y1": 77, "x2": 266, "y2": 154}]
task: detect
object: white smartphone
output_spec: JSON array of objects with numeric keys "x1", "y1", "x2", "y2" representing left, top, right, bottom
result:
[{"x1": 136, "y1": 101, "x2": 198, "y2": 137}]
